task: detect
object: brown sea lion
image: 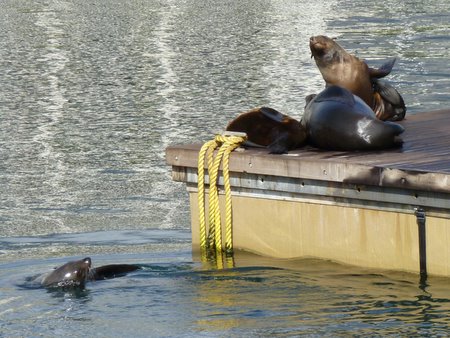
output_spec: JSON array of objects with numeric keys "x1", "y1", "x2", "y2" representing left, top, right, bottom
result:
[
  {"x1": 226, "y1": 107, "x2": 307, "y2": 154},
  {"x1": 309, "y1": 35, "x2": 406, "y2": 121},
  {"x1": 302, "y1": 85, "x2": 404, "y2": 150}
]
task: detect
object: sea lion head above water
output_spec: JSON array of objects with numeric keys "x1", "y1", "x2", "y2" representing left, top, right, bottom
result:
[
  {"x1": 25, "y1": 257, "x2": 141, "y2": 290},
  {"x1": 41, "y1": 257, "x2": 91, "y2": 288}
]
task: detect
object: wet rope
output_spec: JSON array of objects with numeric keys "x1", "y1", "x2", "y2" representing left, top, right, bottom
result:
[{"x1": 197, "y1": 132, "x2": 247, "y2": 257}]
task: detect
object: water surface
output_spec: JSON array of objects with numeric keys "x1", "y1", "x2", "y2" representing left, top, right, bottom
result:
[{"x1": 1, "y1": 0, "x2": 450, "y2": 336}]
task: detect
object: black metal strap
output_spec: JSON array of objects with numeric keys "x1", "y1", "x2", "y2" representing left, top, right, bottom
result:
[{"x1": 414, "y1": 207, "x2": 427, "y2": 279}]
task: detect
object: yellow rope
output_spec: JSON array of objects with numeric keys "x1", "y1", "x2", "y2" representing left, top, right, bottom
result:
[
  {"x1": 197, "y1": 132, "x2": 247, "y2": 257},
  {"x1": 197, "y1": 139, "x2": 219, "y2": 252}
]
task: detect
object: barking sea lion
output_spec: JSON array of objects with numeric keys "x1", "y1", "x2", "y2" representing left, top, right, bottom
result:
[{"x1": 309, "y1": 35, "x2": 406, "y2": 121}]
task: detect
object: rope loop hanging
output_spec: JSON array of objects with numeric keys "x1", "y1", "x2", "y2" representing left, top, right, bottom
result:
[{"x1": 197, "y1": 132, "x2": 247, "y2": 259}]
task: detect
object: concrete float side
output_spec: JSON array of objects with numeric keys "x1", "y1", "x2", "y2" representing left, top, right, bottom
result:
[
  {"x1": 426, "y1": 217, "x2": 450, "y2": 276},
  {"x1": 188, "y1": 190, "x2": 420, "y2": 272},
  {"x1": 187, "y1": 187, "x2": 450, "y2": 276},
  {"x1": 167, "y1": 138, "x2": 450, "y2": 276}
]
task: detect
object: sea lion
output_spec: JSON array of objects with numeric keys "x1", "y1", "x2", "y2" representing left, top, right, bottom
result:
[
  {"x1": 302, "y1": 85, "x2": 404, "y2": 150},
  {"x1": 226, "y1": 107, "x2": 307, "y2": 154},
  {"x1": 309, "y1": 35, "x2": 406, "y2": 121},
  {"x1": 38, "y1": 257, "x2": 140, "y2": 288},
  {"x1": 372, "y1": 79, "x2": 406, "y2": 121}
]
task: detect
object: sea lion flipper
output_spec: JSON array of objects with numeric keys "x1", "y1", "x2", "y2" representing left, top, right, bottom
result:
[
  {"x1": 260, "y1": 107, "x2": 285, "y2": 123},
  {"x1": 267, "y1": 134, "x2": 290, "y2": 154},
  {"x1": 368, "y1": 58, "x2": 396, "y2": 79},
  {"x1": 373, "y1": 79, "x2": 406, "y2": 121},
  {"x1": 373, "y1": 79, "x2": 405, "y2": 106},
  {"x1": 242, "y1": 140, "x2": 265, "y2": 149},
  {"x1": 304, "y1": 94, "x2": 317, "y2": 107}
]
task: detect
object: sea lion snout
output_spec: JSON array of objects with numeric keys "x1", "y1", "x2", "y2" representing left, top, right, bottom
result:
[
  {"x1": 309, "y1": 36, "x2": 319, "y2": 47},
  {"x1": 309, "y1": 35, "x2": 330, "y2": 57},
  {"x1": 82, "y1": 257, "x2": 92, "y2": 269},
  {"x1": 309, "y1": 36, "x2": 317, "y2": 57},
  {"x1": 41, "y1": 257, "x2": 93, "y2": 288},
  {"x1": 309, "y1": 35, "x2": 327, "y2": 44}
]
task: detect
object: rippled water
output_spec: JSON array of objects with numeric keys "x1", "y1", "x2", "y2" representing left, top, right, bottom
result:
[{"x1": 1, "y1": 0, "x2": 450, "y2": 336}]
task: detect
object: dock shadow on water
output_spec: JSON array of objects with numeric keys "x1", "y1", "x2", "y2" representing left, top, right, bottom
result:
[{"x1": 3, "y1": 250, "x2": 450, "y2": 337}]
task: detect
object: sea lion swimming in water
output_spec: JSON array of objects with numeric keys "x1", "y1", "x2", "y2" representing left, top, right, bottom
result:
[
  {"x1": 309, "y1": 35, "x2": 406, "y2": 121},
  {"x1": 226, "y1": 107, "x2": 307, "y2": 154},
  {"x1": 302, "y1": 85, "x2": 404, "y2": 151},
  {"x1": 37, "y1": 257, "x2": 140, "y2": 288}
]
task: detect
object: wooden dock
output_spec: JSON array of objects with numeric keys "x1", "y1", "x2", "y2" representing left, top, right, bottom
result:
[{"x1": 166, "y1": 109, "x2": 450, "y2": 276}]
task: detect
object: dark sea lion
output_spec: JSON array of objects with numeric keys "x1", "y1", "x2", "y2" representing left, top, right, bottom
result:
[
  {"x1": 40, "y1": 257, "x2": 92, "y2": 288},
  {"x1": 302, "y1": 85, "x2": 404, "y2": 150},
  {"x1": 309, "y1": 35, "x2": 406, "y2": 121},
  {"x1": 226, "y1": 107, "x2": 307, "y2": 154},
  {"x1": 372, "y1": 79, "x2": 406, "y2": 121},
  {"x1": 39, "y1": 257, "x2": 140, "y2": 288}
]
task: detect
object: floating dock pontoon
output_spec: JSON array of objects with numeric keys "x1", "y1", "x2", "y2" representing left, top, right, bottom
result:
[{"x1": 166, "y1": 109, "x2": 450, "y2": 277}]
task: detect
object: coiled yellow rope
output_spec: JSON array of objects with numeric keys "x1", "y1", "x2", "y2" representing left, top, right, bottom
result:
[{"x1": 197, "y1": 132, "x2": 247, "y2": 257}]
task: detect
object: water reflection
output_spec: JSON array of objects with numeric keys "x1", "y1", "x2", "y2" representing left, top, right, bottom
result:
[{"x1": 189, "y1": 252, "x2": 450, "y2": 336}]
